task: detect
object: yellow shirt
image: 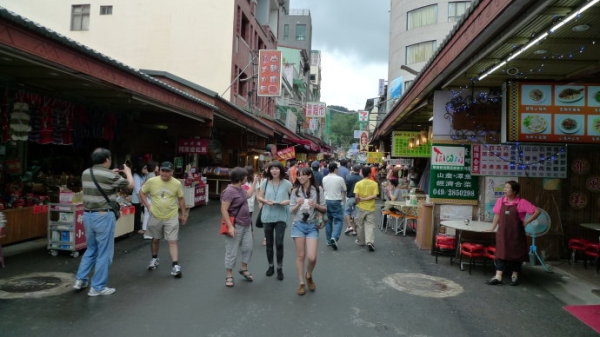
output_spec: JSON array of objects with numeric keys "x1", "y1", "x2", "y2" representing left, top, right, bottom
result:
[
  {"x1": 354, "y1": 178, "x2": 379, "y2": 211},
  {"x1": 141, "y1": 176, "x2": 184, "y2": 219}
]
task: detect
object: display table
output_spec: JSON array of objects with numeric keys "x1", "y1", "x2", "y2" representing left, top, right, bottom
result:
[
  {"x1": 385, "y1": 201, "x2": 419, "y2": 217},
  {"x1": 0, "y1": 206, "x2": 48, "y2": 245},
  {"x1": 114, "y1": 206, "x2": 135, "y2": 238}
]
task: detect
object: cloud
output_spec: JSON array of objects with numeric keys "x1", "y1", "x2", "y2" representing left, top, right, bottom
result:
[{"x1": 291, "y1": 0, "x2": 389, "y2": 110}]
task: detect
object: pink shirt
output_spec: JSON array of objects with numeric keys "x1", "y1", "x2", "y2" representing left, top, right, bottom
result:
[{"x1": 492, "y1": 197, "x2": 537, "y2": 221}]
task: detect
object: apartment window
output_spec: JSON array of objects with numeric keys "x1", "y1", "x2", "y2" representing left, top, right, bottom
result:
[
  {"x1": 407, "y1": 5, "x2": 437, "y2": 30},
  {"x1": 448, "y1": 2, "x2": 471, "y2": 22},
  {"x1": 406, "y1": 40, "x2": 436, "y2": 64},
  {"x1": 240, "y1": 14, "x2": 250, "y2": 43},
  {"x1": 296, "y1": 24, "x2": 306, "y2": 41},
  {"x1": 283, "y1": 24, "x2": 289, "y2": 40},
  {"x1": 71, "y1": 4, "x2": 90, "y2": 31},
  {"x1": 100, "y1": 5, "x2": 113, "y2": 15}
]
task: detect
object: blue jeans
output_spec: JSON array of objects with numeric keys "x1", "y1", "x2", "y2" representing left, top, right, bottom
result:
[
  {"x1": 325, "y1": 200, "x2": 344, "y2": 241},
  {"x1": 76, "y1": 211, "x2": 116, "y2": 291}
]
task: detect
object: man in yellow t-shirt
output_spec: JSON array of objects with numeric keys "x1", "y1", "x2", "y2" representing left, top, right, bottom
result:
[
  {"x1": 140, "y1": 161, "x2": 188, "y2": 278},
  {"x1": 354, "y1": 166, "x2": 379, "y2": 252}
]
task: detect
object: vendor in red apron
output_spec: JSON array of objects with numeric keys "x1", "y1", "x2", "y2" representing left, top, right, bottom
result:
[{"x1": 487, "y1": 180, "x2": 540, "y2": 286}]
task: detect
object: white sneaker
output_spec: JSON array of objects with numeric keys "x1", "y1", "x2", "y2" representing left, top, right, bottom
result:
[
  {"x1": 73, "y1": 279, "x2": 89, "y2": 290},
  {"x1": 148, "y1": 258, "x2": 159, "y2": 270},
  {"x1": 87, "y1": 287, "x2": 116, "y2": 296},
  {"x1": 171, "y1": 264, "x2": 182, "y2": 278}
]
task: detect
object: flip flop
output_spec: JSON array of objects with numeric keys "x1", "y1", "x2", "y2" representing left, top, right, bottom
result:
[
  {"x1": 225, "y1": 276, "x2": 234, "y2": 287},
  {"x1": 239, "y1": 270, "x2": 254, "y2": 282}
]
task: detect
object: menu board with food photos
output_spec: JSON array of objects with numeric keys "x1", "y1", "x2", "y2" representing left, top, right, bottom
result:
[{"x1": 509, "y1": 82, "x2": 600, "y2": 143}]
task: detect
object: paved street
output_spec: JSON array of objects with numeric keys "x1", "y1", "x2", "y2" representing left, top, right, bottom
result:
[{"x1": 0, "y1": 201, "x2": 598, "y2": 337}]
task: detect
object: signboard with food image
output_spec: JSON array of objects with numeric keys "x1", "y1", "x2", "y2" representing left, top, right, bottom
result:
[{"x1": 508, "y1": 82, "x2": 600, "y2": 143}]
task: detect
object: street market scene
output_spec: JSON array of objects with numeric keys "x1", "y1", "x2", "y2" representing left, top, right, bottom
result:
[{"x1": 1, "y1": 1, "x2": 600, "y2": 336}]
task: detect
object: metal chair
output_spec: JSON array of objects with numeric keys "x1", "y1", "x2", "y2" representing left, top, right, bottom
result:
[
  {"x1": 0, "y1": 226, "x2": 5, "y2": 268},
  {"x1": 434, "y1": 234, "x2": 456, "y2": 264},
  {"x1": 583, "y1": 243, "x2": 600, "y2": 273},
  {"x1": 459, "y1": 242, "x2": 486, "y2": 274},
  {"x1": 568, "y1": 238, "x2": 590, "y2": 265}
]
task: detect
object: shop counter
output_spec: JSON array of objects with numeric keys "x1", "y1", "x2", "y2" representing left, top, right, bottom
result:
[
  {"x1": 415, "y1": 203, "x2": 434, "y2": 250},
  {"x1": 0, "y1": 206, "x2": 48, "y2": 245}
]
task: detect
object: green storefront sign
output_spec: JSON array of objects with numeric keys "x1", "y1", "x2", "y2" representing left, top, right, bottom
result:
[{"x1": 429, "y1": 144, "x2": 478, "y2": 203}]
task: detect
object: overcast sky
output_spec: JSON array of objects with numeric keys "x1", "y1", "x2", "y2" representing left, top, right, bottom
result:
[{"x1": 291, "y1": 0, "x2": 390, "y2": 111}]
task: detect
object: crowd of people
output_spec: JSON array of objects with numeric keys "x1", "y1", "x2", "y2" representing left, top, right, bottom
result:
[
  {"x1": 218, "y1": 158, "x2": 424, "y2": 295},
  {"x1": 72, "y1": 151, "x2": 537, "y2": 297}
]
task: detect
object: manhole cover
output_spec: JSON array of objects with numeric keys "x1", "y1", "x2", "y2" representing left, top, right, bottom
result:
[
  {"x1": 0, "y1": 272, "x2": 74, "y2": 299},
  {"x1": 383, "y1": 273, "x2": 463, "y2": 298}
]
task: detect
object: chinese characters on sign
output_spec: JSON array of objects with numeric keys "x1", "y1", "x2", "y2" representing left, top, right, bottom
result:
[
  {"x1": 305, "y1": 102, "x2": 326, "y2": 118},
  {"x1": 177, "y1": 138, "x2": 208, "y2": 154},
  {"x1": 257, "y1": 50, "x2": 282, "y2": 97},
  {"x1": 391, "y1": 131, "x2": 431, "y2": 158},
  {"x1": 429, "y1": 144, "x2": 478, "y2": 202},
  {"x1": 471, "y1": 144, "x2": 567, "y2": 178}
]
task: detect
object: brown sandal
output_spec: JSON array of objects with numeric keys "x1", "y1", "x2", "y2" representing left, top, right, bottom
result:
[
  {"x1": 306, "y1": 273, "x2": 316, "y2": 291},
  {"x1": 297, "y1": 284, "x2": 306, "y2": 296}
]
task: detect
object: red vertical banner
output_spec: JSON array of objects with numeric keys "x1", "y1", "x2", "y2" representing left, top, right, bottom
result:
[{"x1": 257, "y1": 50, "x2": 282, "y2": 97}]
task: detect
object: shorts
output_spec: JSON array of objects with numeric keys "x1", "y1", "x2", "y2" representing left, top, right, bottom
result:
[
  {"x1": 290, "y1": 221, "x2": 319, "y2": 239},
  {"x1": 147, "y1": 215, "x2": 179, "y2": 241},
  {"x1": 344, "y1": 197, "x2": 357, "y2": 217}
]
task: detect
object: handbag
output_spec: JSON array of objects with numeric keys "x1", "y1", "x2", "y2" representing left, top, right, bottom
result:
[
  {"x1": 220, "y1": 186, "x2": 244, "y2": 236},
  {"x1": 90, "y1": 167, "x2": 121, "y2": 220},
  {"x1": 255, "y1": 180, "x2": 267, "y2": 228},
  {"x1": 219, "y1": 216, "x2": 235, "y2": 235},
  {"x1": 255, "y1": 207, "x2": 264, "y2": 228}
]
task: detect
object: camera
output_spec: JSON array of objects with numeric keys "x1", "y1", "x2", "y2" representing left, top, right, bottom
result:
[{"x1": 302, "y1": 212, "x2": 310, "y2": 222}]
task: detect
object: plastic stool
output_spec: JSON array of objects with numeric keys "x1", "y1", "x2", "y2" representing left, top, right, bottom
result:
[
  {"x1": 434, "y1": 234, "x2": 456, "y2": 264},
  {"x1": 584, "y1": 243, "x2": 600, "y2": 273},
  {"x1": 568, "y1": 238, "x2": 590, "y2": 264},
  {"x1": 459, "y1": 242, "x2": 485, "y2": 274}
]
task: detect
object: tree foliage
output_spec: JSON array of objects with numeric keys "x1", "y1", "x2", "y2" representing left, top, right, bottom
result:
[{"x1": 327, "y1": 106, "x2": 359, "y2": 149}]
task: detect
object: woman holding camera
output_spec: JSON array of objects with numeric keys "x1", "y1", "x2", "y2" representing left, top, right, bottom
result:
[{"x1": 289, "y1": 167, "x2": 326, "y2": 295}]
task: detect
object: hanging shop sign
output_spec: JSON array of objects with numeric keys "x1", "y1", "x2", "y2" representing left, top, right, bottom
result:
[
  {"x1": 305, "y1": 102, "x2": 326, "y2": 118},
  {"x1": 257, "y1": 50, "x2": 282, "y2": 97},
  {"x1": 391, "y1": 131, "x2": 431, "y2": 158},
  {"x1": 429, "y1": 144, "x2": 478, "y2": 204},
  {"x1": 508, "y1": 82, "x2": 600, "y2": 143},
  {"x1": 471, "y1": 143, "x2": 567, "y2": 178},
  {"x1": 177, "y1": 138, "x2": 209, "y2": 154},
  {"x1": 276, "y1": 146, "x2": 296, "y2": 161}
]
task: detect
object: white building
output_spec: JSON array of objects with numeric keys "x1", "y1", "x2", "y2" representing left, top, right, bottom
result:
[
  {"x1": 0, "y1": 0, "x2": 281, "y2": 116},
  {"x1": 388, "y1": 1, "x2": 474, "y2": 110}
]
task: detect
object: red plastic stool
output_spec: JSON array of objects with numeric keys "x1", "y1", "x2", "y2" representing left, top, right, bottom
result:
[
  {"x1": 459, "y1": 242, "x2": 485, "y2": 274},
  {"x1": 484, "y1": 246, "x2": 496, "y2": 260},
  {"x1": 583, "y1": 243, "x2": 600, "y2": 273},
  {"x1": 434, "y1": 234, "x2": 456, "y2": 264},
  {"x1": 568, "y1": 238, "x2": 590, "y2": 264}
]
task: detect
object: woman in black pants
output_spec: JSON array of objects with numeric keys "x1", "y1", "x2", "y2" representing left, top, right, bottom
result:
[{"x1": 256, "y1": 161, "x2": 292, "y2": 280}]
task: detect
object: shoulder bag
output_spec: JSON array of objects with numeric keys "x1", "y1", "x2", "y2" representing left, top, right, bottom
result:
[
  {"x1": 90, "y1": 167, "x2": 121, "y2": 220},
  {"x1": 220, "y1": 186, "x2": 244, "y2": 236},
  {"x1": 255, "y1": 180, "x2": 268, "y2": 228}
]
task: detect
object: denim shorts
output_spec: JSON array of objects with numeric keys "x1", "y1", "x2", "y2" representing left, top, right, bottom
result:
[
  {"x1": 344, "y1": 197, "x2": 357, "y2": 217},
  {"x1": 290, "y1": 221, "x2": 319, "y2": 239}
]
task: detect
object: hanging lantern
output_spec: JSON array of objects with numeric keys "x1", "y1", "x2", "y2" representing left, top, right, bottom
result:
[
  {"x1": 420, "y1": 130, "x2": 428, "y2": 144},
  {"x1": 408, "y1": 138, "x2": 415, "y2": 149}
]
